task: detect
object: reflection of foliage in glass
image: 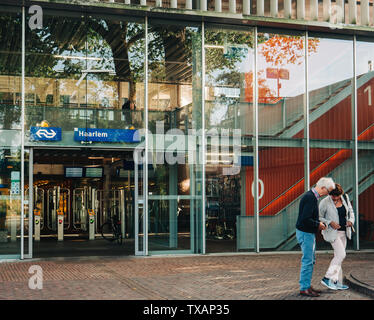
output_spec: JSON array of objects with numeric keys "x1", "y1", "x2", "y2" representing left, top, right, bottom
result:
[
  {"x1": 147, "y1": 25, "x2": 196, "y2": 83},
  {"x1": 260, "y1": 35, "x2": 320, "y2": 66},
  {"x1": 205, "y1": 30, "x2": 254, "y2": 76},
  {"x1": 244, "y1": 70, "x2": 276, "y2": 103},
  {"x1": 0, "y1": 14, "x2": 22, "y2": 129},
  {"x1": 204, "y1": 30, "x2": 256, "y2": 125}
]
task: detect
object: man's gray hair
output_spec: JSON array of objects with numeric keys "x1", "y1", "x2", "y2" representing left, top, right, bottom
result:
[{"x1": 316, "y1": 177, "x2": 335, "y2": 190}]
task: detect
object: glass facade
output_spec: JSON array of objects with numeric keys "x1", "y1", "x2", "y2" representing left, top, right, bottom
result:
[
  {"x1": 0, "y1": 5, "x2": 22, "y2": 257},
  {"x1": 0, "y1": 2, "x2": 373, "y2": 259}
]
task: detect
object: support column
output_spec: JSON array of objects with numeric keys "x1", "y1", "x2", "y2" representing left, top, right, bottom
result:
[
  {"x1": 284, "y1": 0, "x2": 292, "y2": 19},
  {"x1": 348, "y1": 0, "x2": 357, "y2": 24},
  {"x1": 361, "y1": 0, "x2": 369, "y2": 26},
  {"x1": 310, "y1": 0, "x2": 318, "y2": 20},
  {"x1": 297, "y1": 0, "x2": 305, "y2": 20},
  {"x1": 257, "y1": 0, "x2": 264, "y2": 16},
  {"x1": 323, "y1": 0, "x2": 331, "y2": 22},
  {"x1": 243, "y1": 0, "x2": 250, "y2": 15},
  {"x1": 270, "y1": 0, "x2": 278, "y2": 17}
]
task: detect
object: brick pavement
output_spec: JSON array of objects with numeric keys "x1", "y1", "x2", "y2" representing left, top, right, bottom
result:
[{"x1": 0, "y1": 252, "x2": 373, "y2": 300}]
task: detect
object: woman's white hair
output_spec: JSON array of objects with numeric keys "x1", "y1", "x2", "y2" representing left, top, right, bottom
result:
[{"x1": 316, "y1": 177, "x2": 335, "y2": 190}]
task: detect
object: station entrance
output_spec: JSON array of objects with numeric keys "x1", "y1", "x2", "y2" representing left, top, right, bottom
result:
[{"x1": 26, "y1": 148, "x2": 140, "y2": 258}]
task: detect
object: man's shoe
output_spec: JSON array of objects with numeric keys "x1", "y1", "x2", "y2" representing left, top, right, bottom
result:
[
  {"x1": 300, "y1": 288, "x2": 320, "y2": 297},
  {"x1": 321, "y1": 277, "x2": 338, "y2": 290},
  {"x1": 335, "y1": 282, "x2": 349, "y2": 290},
  {"x1": 310, "y1": 286, "x2": 322, "y2": 294}
]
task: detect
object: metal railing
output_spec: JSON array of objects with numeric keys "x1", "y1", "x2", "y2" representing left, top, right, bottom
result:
[
  {"x1": 96, "y1": 0, "x2": 373, "y2": 27},
  {"x1": 237, "y1": 149, "x2": 374, "y2": 250}
]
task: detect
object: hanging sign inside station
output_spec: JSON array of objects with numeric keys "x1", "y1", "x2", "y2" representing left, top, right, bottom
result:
[
  {"x1": 74, "y1": 128, "x2": 140, "y2": 143},
  {"x1": 30, "y1": 127, "x2": 62, "y2": 141}
]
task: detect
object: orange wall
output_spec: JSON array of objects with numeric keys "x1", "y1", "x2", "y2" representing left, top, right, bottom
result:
[{"x1": 245, "y1": 77, "x2": 374, "y2": 218}]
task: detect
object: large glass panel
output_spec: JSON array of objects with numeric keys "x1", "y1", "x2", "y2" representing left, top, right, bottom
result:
[
  {"x1": 0, "y1": 6, "x2": 22, "y2": 257},
  {"x1": 25, "y1": 9, "x2": 146, "y2": 256},
  {"x1": 25, "y1": 10, "x2": 87, "y2": 146},
  {"x1": 257, "y1": 31, "x2": 306, "y2": 251},
  {"x1": 25, "y1": 11, "x2": 145, "y2": 149},
  {"x1": 204, "y1": 25, "x2": 254, "y2": 253},
  {"x1": 356, "y1": 39, "x2": 374, "y2": 249},
  {"x1": 308, "y1": 34, "x2": 355, "y2": 250},
  {"x1": 147, "y1": 20, "x2": 203, "y2": 253},
  {"x1": 0, "y1": 147, "x2": 22, "y2": 256}
]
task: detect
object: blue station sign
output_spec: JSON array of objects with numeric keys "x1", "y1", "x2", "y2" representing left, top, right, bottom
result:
[
  {"x1": 74, "y1": 128, "x2": 140, "y2": 143},
  {"x1": 30, "y1": 127, "x2": 62, "y2": 141}
]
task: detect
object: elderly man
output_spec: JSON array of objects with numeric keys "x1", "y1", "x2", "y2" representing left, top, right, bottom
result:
[{"x1": 296, "y1": 177, "x2": 335, "y2": 297}]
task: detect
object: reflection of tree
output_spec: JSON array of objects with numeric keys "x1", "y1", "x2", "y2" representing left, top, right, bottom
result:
[
  {"x1": 244, "y1": 70, "x2": 276, "y2": 103},
  {"x1": 260, "y1": 35, "x2": 319, "y2": 66},
  {"x1": 0, "y1": 15, "x2": 22, "y2": 129},
  {"x1": 205, "y1": 30, "x2": 256, "y2": 124},
  {"x1": 255, "y1": 35, "x2": 320, "y2": 100}
]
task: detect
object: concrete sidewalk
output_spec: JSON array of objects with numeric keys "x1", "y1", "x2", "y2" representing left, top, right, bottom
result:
[
  {"x1": 0, "y1": 252, "x2": 373, "y2": 300},
  {"x1": 344, "y1": 253, "x2": 374, "y2": 299}
]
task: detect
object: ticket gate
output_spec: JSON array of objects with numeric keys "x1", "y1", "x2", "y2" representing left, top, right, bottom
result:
[
  {"x1": 73, "y1": 187, "x2": 98, "y2": 240},
  {"x1": 28, "y1": 185, "x2": 131, "y2": 242},
  {"x1": 25, "y1": 186, "x2": 45, "y2": 241},
  {"x1": 47, "y1": 187, "x2": 70, "y2": 241},
  {"x1": 97, "y1": 189, "x2": 128, "y2": 240}
]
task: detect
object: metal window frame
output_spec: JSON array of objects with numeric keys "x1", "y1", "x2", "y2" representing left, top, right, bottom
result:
[
  {"x1": 9, "y1": 6, "x2": 367, "y2": 260},
  {"x1": 352, "y1": 35, "x2": 359, "y2": 251}
]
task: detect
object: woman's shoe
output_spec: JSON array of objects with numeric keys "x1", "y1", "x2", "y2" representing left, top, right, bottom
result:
[
  {"x1": 335, "y1": 283, "x2": 349, "y2": 290},
  {"x1": 321, "y1": 277, "x2": 338, "y2": 290}
]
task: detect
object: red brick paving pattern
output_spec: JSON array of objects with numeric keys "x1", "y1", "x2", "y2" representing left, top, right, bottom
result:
[{"x1": 0, "y1": 253, "x2": 373, "y2": 300}]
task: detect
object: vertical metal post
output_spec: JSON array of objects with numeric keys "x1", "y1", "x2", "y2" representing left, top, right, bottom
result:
[
  {"x1": 304, "y1": 31, "x2": 310, "y2": 191},
  {"x1": 134, "y1": 163, "x2": 139, "y2": 254},
  {"x1": 253, "y1": 27, "x2": 259, "y2": 253},
  {"x1": 21, "y1": 6, "x2": 25, "y2": 260},
  {"x1": 353, "y1": 35, "x2": 359, "y2": 250},
  {"x1": 28, "y1": 148, "x2": 33, "y2": 259},
  {"x1": 201, "y1": 21, "x2": 206, "y2": 254},
  {"x1": 144, "y1": 16, "x2": 149, "y2": 256}
]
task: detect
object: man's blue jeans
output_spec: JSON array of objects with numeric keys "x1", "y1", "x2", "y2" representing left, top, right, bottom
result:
[{"x1": 296, "y1": 229, "x2": 316, "y2": 291}]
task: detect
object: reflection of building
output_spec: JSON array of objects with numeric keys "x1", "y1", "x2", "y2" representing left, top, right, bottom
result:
[{"x1": 0, "y1": 0, "x2": 374, "y2": 260}]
